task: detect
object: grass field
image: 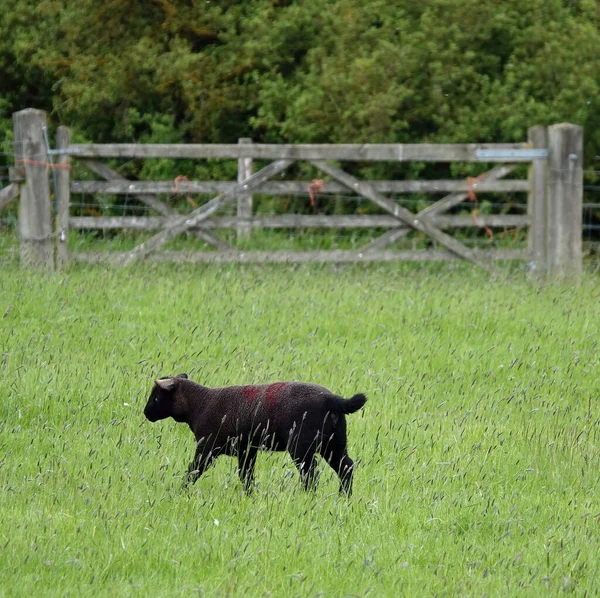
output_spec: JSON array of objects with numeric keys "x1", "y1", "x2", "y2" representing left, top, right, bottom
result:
[{"x1": 1, "y1": 262, "x2": 599, "y2": 596}]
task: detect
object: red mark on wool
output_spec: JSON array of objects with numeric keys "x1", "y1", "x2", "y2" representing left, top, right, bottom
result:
[
  {"x1": 242, "y1": 383, "x2": 288, "y2": 406},
  {"x1": 241, "y1": 385, "x2": 260, "y2": 402},
  {"x1": 265, "y1": 382, "x2": 287, "y2": 406}
]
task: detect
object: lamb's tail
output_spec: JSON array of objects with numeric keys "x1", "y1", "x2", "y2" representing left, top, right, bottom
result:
[{"x1": 327, "y1": 393, "x2": 367, "y2": 415}]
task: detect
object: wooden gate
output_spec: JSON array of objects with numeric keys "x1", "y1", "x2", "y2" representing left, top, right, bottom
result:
[{"x1": 8, "y1": 109, "x2": 584, "y2": 279}]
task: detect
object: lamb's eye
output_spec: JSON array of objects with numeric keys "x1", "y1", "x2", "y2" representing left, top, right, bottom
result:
[{"x1": 154, "y1": 397, "x2": 159, "y2": 403}]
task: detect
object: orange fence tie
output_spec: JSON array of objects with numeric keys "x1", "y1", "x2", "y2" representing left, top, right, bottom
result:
[
  {"x1": 466, "y1": 175, "x2": 479, "y2": 202},
  {"x1": 174, "y1": 175, "x2": 190, "y2": 192},
  {"x1": 307, "y1": 179, "x2": 324, "y2": 208},
  {"x1": 467, "y1": 175, "x2": 493, "y2": 241},
  {"x1": 173, "y1": 175, "x2": 198, "y2": 207},
  {"x1": 15, "y1": 158, "x2": 71, "y2": 169}
]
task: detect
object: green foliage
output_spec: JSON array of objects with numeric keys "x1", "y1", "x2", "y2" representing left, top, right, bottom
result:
[
  {"x1": 1, "y1": 264, "x2": 600, "y2": 594},
  {"x1": 0, "y1": 0, "x2": 598, "y2": 176}
]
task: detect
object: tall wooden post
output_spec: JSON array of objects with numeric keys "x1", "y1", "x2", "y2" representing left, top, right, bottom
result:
[
  {"x1": 528, "y1": 125, "x2": 549, "y2": 276},
  {"x1": 12, "y1": 109, "x2": 54, "y2": 270},
  {"x1": 547, "y1": 123, "x2": 583, "y2": 282},
  {"x1": 237, "y1": 138, "x2": 253, "y2": 241},
  {"x1": 55, "y1": 126, "x2": 70, "y2": 269}
]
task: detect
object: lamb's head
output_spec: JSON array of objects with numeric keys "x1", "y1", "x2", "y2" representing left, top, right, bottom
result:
[{"x1": 144, "y1": 373, "x2": 188, "y2": 422}]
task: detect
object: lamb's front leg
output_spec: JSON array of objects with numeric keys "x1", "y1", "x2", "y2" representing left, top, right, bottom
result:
[
  {"x1": 237, "y1": 445, "x2": 258, "y2": 493},
  {"x1": 183, "y1": 440, "x2": 217, "y2": 488}
]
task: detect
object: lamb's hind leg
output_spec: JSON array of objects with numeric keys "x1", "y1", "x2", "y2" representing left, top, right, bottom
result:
[
  {"x1": 322, "y1": 420, "x2": 356, "y2": 495},
  {"x1": 326, "y1": 450, "x2": 355, "y2": 496}
]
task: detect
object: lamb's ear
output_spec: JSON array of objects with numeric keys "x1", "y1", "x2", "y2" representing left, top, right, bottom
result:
[
  {"x1": 155, "y1": 377, "x2": 179, "y2": 391},
  {"x1": 176, "y1": 373, "x2": 188, "y2": 379}
]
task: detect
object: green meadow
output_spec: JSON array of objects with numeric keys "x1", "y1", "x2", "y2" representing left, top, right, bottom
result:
[{"x1": 1, "y1": 262, "x2": 599, "y2": 596}]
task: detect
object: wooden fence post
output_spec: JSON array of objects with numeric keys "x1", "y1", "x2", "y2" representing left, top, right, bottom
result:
[
  {"x1": 528, "y1": 125, "x2": 549, "y2": 275},
  {"x1": 56, "y1": 126, "x2": 70, "y2": 268},
  {"x1": 12, "y1": 109, "x2": 54, "y2": 270},
  {"x1": 237, "y1": 138, "x2": 253, "y2": 240},
  {"x1": 547, "y1": 123, "x2": 583, "y2": 282}
]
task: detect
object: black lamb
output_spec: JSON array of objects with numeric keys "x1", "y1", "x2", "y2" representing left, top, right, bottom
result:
[{"x1": 143, "y1": 374, "x2": 367, "y2": 495}]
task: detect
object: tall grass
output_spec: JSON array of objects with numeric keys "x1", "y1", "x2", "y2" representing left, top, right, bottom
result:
[{"x1": 1, "y1": 263, "x2": 599, "y2": 596}]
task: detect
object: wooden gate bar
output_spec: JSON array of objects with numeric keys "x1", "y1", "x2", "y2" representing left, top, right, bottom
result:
[
  {"x1": 70, "y1": 178, "x2": 529, "y2": 195},
  {"x1": 237, "y1": 137, "x2": 253, "y2": 240},
  {"x1": 55, "y1": 126, "x2": 70, "y2": 268},
  {"x1": 65, "y1": 142, "x2": 528, "y2": 161},
  {"x1": 310, "y1": 160, "x2": 492, "y2": 270},
  {"x1": 72, "y1": 248, "x2": 529, "y2": 265},
  {"x1": 69, "y1": 214, "x2": 530, "y2": 230},
  {"x1": 124, "y1": 159, "x2": 293, "y2": 263}
]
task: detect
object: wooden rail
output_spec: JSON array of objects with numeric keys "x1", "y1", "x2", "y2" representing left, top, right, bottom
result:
[
  {"x1": 65, "y1": 143, "x2": 530, "y2": 162},
  {"x1": 71, "y1": 248, "x2": 529, "y2": 265},
  {"x1": 70, "y1": 179, "x2": 529, "y2": 195},
  {"x1": 69, "y1": 214, "x2": 530, "y2": 230}
]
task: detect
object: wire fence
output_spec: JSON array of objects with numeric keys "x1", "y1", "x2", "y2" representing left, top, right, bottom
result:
[
  {"x1": 6, "y1": 187, "x2": 531, "y2": 255},
  {"x1": 583, "y1": 168, "x2": 600, "y2": 253}
]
